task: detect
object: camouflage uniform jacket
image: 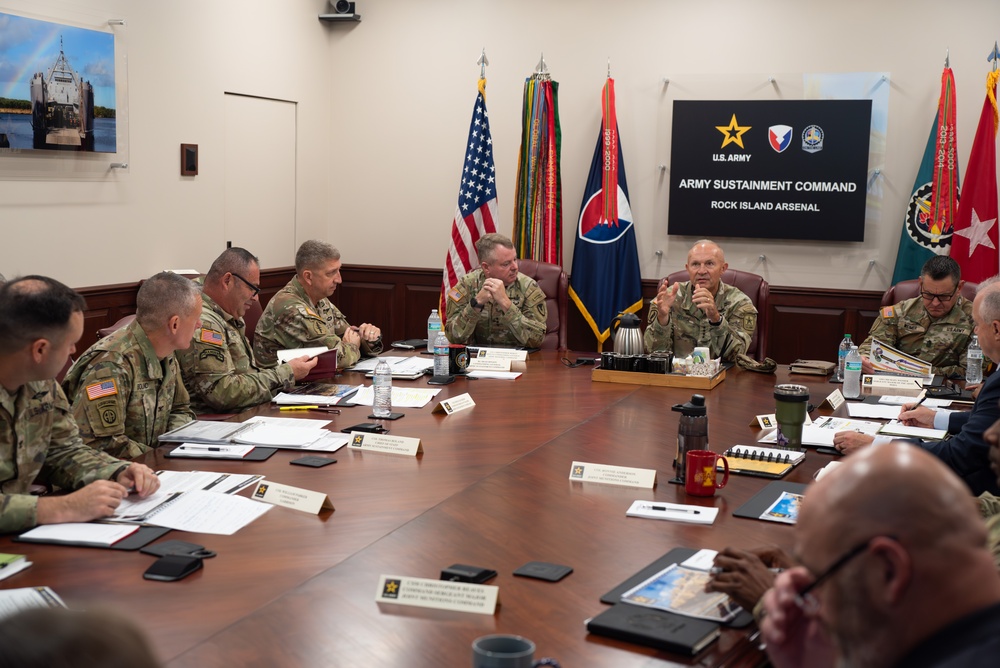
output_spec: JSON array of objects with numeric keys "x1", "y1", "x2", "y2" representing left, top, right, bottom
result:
[
  {"x1": 0, "y1": 380, "x2": 124, "y2": 533},
  {"x1": 62, "y1": 319, "x2": 194, "y2": 459},
  {"x1": 978, "y1": 493, "x2": 1000, "y2": 570},
  {"x1": 444, "y1": 270, "x2": 547, "y2": 349},
  {"x1": 253, "y1": 276, "x2": 381, "y2": 369},
  {"x1": 644, "y1": 281, "x2": 757, "y2": 361},
  {"x1": 176, "y1": 292, "x2": 294, "y2": 414},
  {"x1": 858, "y1": 295, "x2": 974, "y2": 378}
]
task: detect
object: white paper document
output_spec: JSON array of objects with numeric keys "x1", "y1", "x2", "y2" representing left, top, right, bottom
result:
[
  {"x1": 759, "y1": 415, "x2": 882, "y2": 447},
  {"x1": 878, "y1": 395, "x2": 952, "y2": 408},
  {"x1": 466, "y1": 370, "x2": 522, "y2": 380},
  {"x1": 113, "y1": 470, "x2": 264, "y2": 521},
  {"x1": 0, "y1": 587, "x2": 66, "y2": 620},
  {"x1": 19, "y1": 523, "x2": 139, "y2": 546},
  {"x1": 878, "y1": 421, "x2": 948, "y2": 440},
  {"x1": 170, "y1": 444, "x2": 257, "y2": 459},
  {"x1": 625, "y1": 500, "x2": 718, "y2": 525},
  {"x1": 350, "y1": 356, "x2": 434, "y2": 377},
  {"x1": 276, "y1": 346, "x2": 330, "y2": 363},
  {"x1": 347, "y1": 386, "x2": 441, "y2": 408},
  {"x1": 846, "y1": 403, "x2": 902, "y2": 420},
  {"x1": 140, "y1": 489, "x2": 272, "y2": 535}
]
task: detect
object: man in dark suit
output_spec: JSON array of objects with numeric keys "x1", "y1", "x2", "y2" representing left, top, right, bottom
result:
[{"x1": 833, "y1": 276, "x2": 1000, "y2": 496}]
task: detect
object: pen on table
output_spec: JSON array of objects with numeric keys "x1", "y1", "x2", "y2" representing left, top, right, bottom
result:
[
  {"x1": 642, "y1": 504, "x2": 700, "y2": 514},
  {"x1": 280, "y1": 405, "x2": 319, "y2": 411},
  {"x1": 180, "y1": 446, "x2": 231, "y2": 452},
  {"x1": 710, "y1": 566, "x2": 783, "y2": 575}
]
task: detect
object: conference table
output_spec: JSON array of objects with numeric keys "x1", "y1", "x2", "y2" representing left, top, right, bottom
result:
[{"x1": 0, "y1": 352, "x2": 847, "y2": 667}]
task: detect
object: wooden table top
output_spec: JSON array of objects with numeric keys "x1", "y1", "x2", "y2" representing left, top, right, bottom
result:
[{"x1": 0, "y1": 353, "x2": 843, "y2": 667}]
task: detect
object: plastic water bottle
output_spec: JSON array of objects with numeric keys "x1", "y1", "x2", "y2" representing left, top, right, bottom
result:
[
  {"x1": 427, "y1": 309, "x2": 442, "y2": 354},
  {"x1": 966, "y1": 335, "x2": 983, "y2": 385},
  {"x1": 837, "y1": 333, "x2": 852, "y2": 382},
  {"x1": 372, "y1": 358, "x2": 392, "y2": 418},
  {"x1": 843, "y1": 345, "x2": 862, "y2": 399},
  {"x1": 434, "y1": 331, "x2": 450, "y2": 377}
]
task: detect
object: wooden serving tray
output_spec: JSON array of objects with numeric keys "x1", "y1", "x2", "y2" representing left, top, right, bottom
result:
[{"x1": 591, "y1": 367, "x2": 726, "y2": 389}]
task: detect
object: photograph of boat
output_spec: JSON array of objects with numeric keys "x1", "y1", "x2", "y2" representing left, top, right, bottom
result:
[{"x1": 0, "y1": 11, "x2": 116, "y2": 153}]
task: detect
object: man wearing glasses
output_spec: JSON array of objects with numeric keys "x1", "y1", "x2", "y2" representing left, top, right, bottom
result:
[
  {"x1": 759, "y1": 442, "x2": 1000, "y2": 668},
  {"x1": 177, "y1": 248, "x2": 316, "y2": 414},
  {"x1": 858, "y1": 256, "x2": 973, "y2": 378}
]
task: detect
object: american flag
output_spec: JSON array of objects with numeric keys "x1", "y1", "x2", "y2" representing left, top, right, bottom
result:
[
  {"x1": 441, "y1": 80, "x2": 498, "y2": 316},
  {"x1": 86, "y1": 380, "x2": 118, "y2": 400}
]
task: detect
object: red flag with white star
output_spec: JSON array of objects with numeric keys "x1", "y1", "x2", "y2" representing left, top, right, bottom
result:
[{"x1": 951, "y1": 70, "x2": 999, "y2": 282}]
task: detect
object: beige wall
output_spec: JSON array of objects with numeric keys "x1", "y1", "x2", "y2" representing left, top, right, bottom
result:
[{"x1": 1, "y1": 0, "x2": 998, "y2": 291}]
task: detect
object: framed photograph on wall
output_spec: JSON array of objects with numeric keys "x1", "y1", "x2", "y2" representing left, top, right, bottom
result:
[{"x1": 0, "y1": 9, "x2": 130, "y2": 179}]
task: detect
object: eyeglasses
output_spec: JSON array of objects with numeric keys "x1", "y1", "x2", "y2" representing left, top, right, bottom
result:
[
  {"x1": 919, "y1": 288, "x2": 958, "y2": 303},
  {"x1": 230, "y1": 272, "x2": 260, "y2": 298},
  {"x1": 794, "y1": 535, "x2": 893, "y2": 611}
]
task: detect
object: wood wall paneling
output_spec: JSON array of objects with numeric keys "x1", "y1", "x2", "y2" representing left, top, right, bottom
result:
[{"x1": 75, "y1": 266, "x2": 885, "y2": 364}]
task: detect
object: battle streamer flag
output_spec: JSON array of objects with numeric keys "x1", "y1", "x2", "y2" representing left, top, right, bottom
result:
[
  {"x1": 441, "y1": 79, "x2": 499, "y2": 316},
  {"x1": 951, "y1": 70, "x2": 999, "y2": 283},
  {"x1": 891, "y1": 67, "x2": 959, "y2": 283},
  {"x1": 568, "y1": 78, "x2": 642, "y2": 347}
]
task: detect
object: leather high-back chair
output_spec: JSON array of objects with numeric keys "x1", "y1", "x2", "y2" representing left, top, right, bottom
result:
[
  {"x1": 515, "y1": 258, "x2": 568, "y2": 350},
  {"x1": 243, "y1": 298, "x2": 264, "y2": 348},
  {"x1": 663, "y1": 268, "x2": 770, "y2": 359},
  {"x1": 881, "y1": 278, "x2": 978, "y2": 307}
]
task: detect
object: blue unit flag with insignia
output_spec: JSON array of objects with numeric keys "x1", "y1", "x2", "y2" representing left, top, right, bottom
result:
[{"x1": 568, "y1": 79, "x2": 643, "y2": 347}]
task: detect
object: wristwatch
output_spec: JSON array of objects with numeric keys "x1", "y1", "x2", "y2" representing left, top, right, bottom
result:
[{"x1": 471, "y1": 297, "x2": 484, "y2": 311}]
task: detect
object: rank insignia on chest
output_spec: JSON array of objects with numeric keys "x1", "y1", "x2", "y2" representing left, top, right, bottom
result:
[
  {"x1": 201, "y1": 329, "x2": 224, "y2": 346},
  {"x1": 86, "y1": 379, "x2": 118, "y2": 400}
]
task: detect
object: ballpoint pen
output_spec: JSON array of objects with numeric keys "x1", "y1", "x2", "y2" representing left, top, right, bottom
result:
[
  {"x1": 641, "y1": 504, "x2": 700, "y2": 514},
  {"x1": 279, "y1": 405, "x2": 320, "y2": 411}
]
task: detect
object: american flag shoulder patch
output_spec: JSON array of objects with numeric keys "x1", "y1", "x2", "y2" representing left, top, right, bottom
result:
[
  {"x1": 448, "y1": 287, "x2": 463, "y2": 302},
  {"x1": 881, "y1": 305, "x2": 895, "y2": 319},
  {"x1": 200, "y1": 329, "x2": 224, "y2": 346},
  {"x1": 86, "y1": 379, "x2": 118, "y2": 401}
]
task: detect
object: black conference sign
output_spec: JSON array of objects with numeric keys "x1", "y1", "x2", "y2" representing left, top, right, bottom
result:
[{"x1": 667, "y1": 99, "x2": 873, "y2": 242}]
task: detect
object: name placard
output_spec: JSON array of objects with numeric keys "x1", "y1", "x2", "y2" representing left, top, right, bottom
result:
[
  {"x1": 862, "y1": 374, "x2": 926, "y2": 391},
  {"x1": 432, "y1": 393, "x2": 476, "y2": 415},
  {"x1": 375, "y1": 575, "x2": 498, "y2": 615},
  {"x1": 568, "y1": 461, "x2": 657, "y2": 489},
  {"x1": 349, "y1": 432, "x2": 422, "y2": 456},
  {"x1": 251, "y1": 480, "x2": 334, "y2": 515},
  {"x1": 750, "y1": 413, "x2": 813, "y2": 429},
  {"x1": 472, "y1": 347, "x2": 528, "y2": 362},
  {"x1": 821, "y1": 389, "x2": 845, "y2": 410},
  {"x1": 467, "y1": 357, "x2": 511, "y2": 372}
]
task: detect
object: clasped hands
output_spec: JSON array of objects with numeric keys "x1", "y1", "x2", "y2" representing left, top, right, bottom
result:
[
  {"x1": 475, "y1": 278, "x2": 512, "y2": 311},
  {"x1": 653, "y1": 281, "x2": 720, "y2": 325}
]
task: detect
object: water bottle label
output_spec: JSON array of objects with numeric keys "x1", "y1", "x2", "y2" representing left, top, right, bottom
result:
[
  {"x1": 969, "y1": 351, "x2": 983, "y2": 359},
  {"x1": 845, "y1": 361, "x2": 862, "y2": 371}
]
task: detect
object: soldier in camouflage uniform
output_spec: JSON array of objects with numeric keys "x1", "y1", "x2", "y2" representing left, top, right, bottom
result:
[
  {"x1": 62, "y1": 272, "x2": 201, "y2": 458},
  {"x1": 0, "y1": 276, "x2": 159, "y2": 533},
  {"x1": 445, "y1": 233, "x2": 547, "y2": 349},
  {"x1": 859, "y1": 256, "x2": 973, "y2": 378},
  {"x1": 644, "y1": 240, "x2": 757, "y2": 361},
  {"x1": 255, "y1": 240, "x2": 382, "y2": 369},
  {"x1": 176, "y1": 248, "x2": 316, "y2": 415}
]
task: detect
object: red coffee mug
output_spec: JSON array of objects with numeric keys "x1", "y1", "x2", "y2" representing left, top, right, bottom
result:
[{"x1": 685, "y1": 450, "x2": 729, "y2": 497}]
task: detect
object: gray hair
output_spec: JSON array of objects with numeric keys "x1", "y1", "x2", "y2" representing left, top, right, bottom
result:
[
  {"x1": 977, "y1": 276, "x2": 1000, "y2": 325},
  {"x1": 476, "y1": 233, "x2": 515, "y2": 264},
  {"x1": 295, "y1": 240, "x2": 341, "y2": 273},
  {"x1": 136, "y1": 272, "x2": 201, "y2": 330},
  {"x1": 205, "y1": 247, "x2": 259, "y2": 285}
]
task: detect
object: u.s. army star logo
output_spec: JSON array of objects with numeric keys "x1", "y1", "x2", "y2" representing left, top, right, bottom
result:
[
  {"x1": 352, "y1": 434, "x2": 364, "y2": 446},
  {"x1": 381, "y1": 579, "x2": 401, "y2": 599}
]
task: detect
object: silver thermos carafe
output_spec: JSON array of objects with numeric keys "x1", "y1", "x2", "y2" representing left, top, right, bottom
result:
[{"x1": 610, "y1": 312, "x2": 643, "y2": 356}]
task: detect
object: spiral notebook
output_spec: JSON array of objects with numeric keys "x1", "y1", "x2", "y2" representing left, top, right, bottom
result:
[{"x1": 719, "y1": 445, "x2": 804, "y2": 479}]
